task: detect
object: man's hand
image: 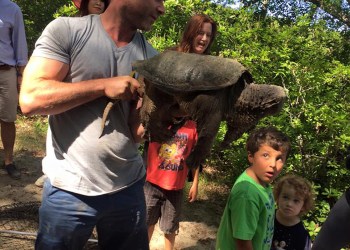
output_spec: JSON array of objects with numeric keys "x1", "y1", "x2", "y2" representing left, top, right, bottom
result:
[{"x1": 104, "y1": 76, "x2": 141, "y2": 101}]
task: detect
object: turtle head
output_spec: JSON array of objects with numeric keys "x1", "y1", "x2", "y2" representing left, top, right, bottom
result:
[
  {"x1": 221, "y1": 84, "x2": 286, "y2": 148},
  {"x1": 236, "y1": 84, "x2": 286, "y2": 115}
]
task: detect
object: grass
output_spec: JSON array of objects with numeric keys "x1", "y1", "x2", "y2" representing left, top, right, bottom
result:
[{"x1": 15, "y1": 115, "x2": 47, "y2": 153}]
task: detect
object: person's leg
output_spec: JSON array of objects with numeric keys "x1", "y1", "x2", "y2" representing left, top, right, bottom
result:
[
  {"x1": 164, "y1": 233, "x2": 176, "y2": 250},
  {"x1": 312, "y1": 192, "x2": 350, "y2": 250},
  {"x1": 96, "y1": 178, "x2": 149, "y2": 250},
  {"x1": 1, "y1": 121, "x2": 15, "y2": 165},
  {"x1": 159, "y1": 189, "x2": 183, "y2": 250},
  {"x1": 144, "y1": 181, "x2": 163, "y2": 242},
  {"x1": 0, "y1": 68, "x2": 20, "y2": 179},
  {"x1": 35, "y1": 180, "x2": 96, "y2": 250}
]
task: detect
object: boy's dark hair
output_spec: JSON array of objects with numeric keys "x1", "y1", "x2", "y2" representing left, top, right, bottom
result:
[
  {"x1": 273, "y1": 174, "x2": 315, "y2": 216},
  {"x1": 246, "y1": 126, "x2": 291, "y2": 158}
]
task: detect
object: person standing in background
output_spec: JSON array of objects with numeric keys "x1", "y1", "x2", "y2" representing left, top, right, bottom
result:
[
  {"x1": 73, "y1": 0, "x2": 109, "y2": 16},
  {"x1": 171, "y1": 13, "x2": 217, "y2": 55},
  {"x1": 0, "y1": 0, "x2": 28, "y2": 179}
]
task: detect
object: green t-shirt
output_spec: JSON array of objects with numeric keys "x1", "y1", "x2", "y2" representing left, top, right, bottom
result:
[{"x1": 216, "y1": 170, "x2": 275, "y2": 250}]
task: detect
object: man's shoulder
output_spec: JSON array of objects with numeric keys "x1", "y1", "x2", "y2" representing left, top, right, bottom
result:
[
  {"x1": 44, "y1": 16, "x2": 99, "y2": 38},
  {"x1": 51, "y1": 15, "x2": 93, "y2": 27}
]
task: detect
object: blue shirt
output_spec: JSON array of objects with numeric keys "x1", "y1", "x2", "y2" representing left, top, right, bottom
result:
[{"x1": 0, "y1": 0, "x2": 28, "y2": 66}]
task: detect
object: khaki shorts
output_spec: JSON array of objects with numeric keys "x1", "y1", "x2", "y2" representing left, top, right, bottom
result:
[
  {"x1": 144, "y1": 181, "x2": 183, "y2": 234},
  {"x1": 0, "y1": 67, "x2": 18, "y2": 122}
]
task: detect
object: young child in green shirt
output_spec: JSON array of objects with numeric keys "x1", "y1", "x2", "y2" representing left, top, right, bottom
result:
[{"x1": 216, "y1": 126, "x2": 291, "y2": 250}]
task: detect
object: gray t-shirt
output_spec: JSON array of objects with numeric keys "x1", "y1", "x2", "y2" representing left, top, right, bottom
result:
[{"x1": 32, "y1": 15, "x2": 157, "y2": 195}]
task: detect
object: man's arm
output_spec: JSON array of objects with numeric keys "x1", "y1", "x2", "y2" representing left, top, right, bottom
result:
[{"x1": 20, "y1": 56, "x2": 141, "y2": 116}]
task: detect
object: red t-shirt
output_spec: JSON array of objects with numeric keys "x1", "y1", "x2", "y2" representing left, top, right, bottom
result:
[{"x1": 146, "y1": 120, "x2": 198, "y2": 190}]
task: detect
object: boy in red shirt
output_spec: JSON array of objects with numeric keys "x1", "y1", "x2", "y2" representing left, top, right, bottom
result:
[{"x1": 144, "y1": 120, "x2": 200, "y2": 250}]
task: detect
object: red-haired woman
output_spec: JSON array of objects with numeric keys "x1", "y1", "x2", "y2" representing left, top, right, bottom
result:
[{"x1": 174, "y1": 13, "x2": 217, "y2": 55}]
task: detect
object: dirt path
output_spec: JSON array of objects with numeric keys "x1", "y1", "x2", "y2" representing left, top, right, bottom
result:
[
  {"x1": 0, "y1": 161, "x2": 226, "y2": 250},
  {"x1": 0, "y1": 142, "x2": 229, "y2": 249}
]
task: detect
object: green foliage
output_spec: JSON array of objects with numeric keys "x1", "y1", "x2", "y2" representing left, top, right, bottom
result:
[
  {"x1": 54, "y1": 3, "x2": 79, "y2": 18},
  {"x1": 16, "y1": 115, "x2": 48, "y2": 153},
  {"x1": 33, "y1": 116, "x2": 49, "y2": 135},
  {"x1": 14, "y1": 0, "x2": 70, "y2": 54}
]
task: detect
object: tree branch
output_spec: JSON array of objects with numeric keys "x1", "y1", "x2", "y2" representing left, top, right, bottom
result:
[{"x1": 306, "y1": 0, "x2": 350, "y2": 27}]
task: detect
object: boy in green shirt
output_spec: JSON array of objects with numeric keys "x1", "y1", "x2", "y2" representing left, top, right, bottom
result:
[{"x1": 216, "y1": 126, "x2": 291, "y2": 250}]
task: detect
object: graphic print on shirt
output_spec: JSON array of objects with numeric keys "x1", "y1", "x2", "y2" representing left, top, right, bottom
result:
[
  {"x1": 264, "y1": 191, "x2": 275, "y2": 246},
  {"x1": 272, "y1": 240, "x2": 287, "y2": 250},
  {"x1": 272, "y1": 219, "x2": 312, "y2": 250},
  {"x1": 157, "y1": 132, "x2": 189, "y2": 171}
]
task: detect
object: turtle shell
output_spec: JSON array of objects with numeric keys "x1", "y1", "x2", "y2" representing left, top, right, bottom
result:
[{"x1": 132, "y1": 50, "x2": 250, "y2": 93}]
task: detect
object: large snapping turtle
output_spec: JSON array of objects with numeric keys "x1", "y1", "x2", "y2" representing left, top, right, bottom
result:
[{"x1": 132, "y1": 51, "x2": 286, "y2": 168}]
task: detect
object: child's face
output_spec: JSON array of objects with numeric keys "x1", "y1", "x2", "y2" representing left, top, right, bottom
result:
[
  {"x1": 277, "y1": 183, "x2": 305, "y2": 218},
  {"x1": 247, "y1": 144, "x2": 286, "y2": 186}
]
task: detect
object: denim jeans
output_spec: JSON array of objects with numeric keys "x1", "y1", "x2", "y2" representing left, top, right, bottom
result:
[{"x1": 35, "y1": 178, "x2": 149, "y2": 250}]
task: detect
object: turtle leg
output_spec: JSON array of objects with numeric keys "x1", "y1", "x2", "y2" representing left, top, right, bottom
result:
[
  {"x1": 147, "y1": 106, "x2": 180, "y2": 142},
  {"x1": 186, "y1": 111, "x2": 221, "y2": 168},
  {"x1": 221, "y1": 114, "x2": 257, "y2": 148},
  {"x1": 141, "y1": 84, "x2": 179, "y2": 142},
  {"x1": 183, "y1": 92, "x2": 224, "y2": 169}
]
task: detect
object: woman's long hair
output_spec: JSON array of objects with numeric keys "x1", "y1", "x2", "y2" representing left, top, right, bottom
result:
[{"x1": 176, "y1": 14, "x2": 217, "y2": 55}]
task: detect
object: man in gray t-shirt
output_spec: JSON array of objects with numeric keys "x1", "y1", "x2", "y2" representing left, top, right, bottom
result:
[{"x1": 20, "y1": 0, "x2": 165, "y2": 249}]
